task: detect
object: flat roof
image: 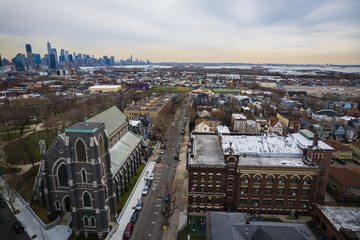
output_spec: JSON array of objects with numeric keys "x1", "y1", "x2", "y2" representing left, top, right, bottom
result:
[
  {"x1": 238, "y1": 156, "x2": 316, "y2": 168},
  {"x1": 188, "y1": 134, "x2": 225, "y2": 166},
  {"x1": 222, "y1": 135, "x2": 303, "y2": 158},
  {"x1": 318, "y1": 205, "x2": 360, "y2": 237},
  {"x1": 292, "y1": 133, "x2": 334, "y2": 150}
]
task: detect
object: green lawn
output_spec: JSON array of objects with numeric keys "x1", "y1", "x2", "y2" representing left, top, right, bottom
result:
[
  {"x1": 1, "y1": 129, "x2": 32, "y2": 141},
  {"x1": 178, "y1": 216, "x2": 206, "y2": 240},
  {"x1": 150, "y1": 87, "x2": 192, "y2": 93},
  {"x1": 116, "y1": 164, "x2": 145, "y2": 213},
  {"x1": 3, "y1": 129, "x2": 58, "y2": 164},
  {"x1": 0, "y1": 166, "x2": 21, "y2": 174}
]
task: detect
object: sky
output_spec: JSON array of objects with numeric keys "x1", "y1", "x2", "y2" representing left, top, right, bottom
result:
[{"x1": 0, "y1": 0, "x2": 359, "y2": 64}]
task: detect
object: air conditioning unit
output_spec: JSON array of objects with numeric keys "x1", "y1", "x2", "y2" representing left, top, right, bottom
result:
[
  {"x1": 292, "y1": 193, "x2": 296, "y2": 196},
  {"x1": 303, "y1": 205, "x2": 307, "y2": 208},
  {"x1": 304, "y1": 182, "x2": 308, "y2": 185},
  {"x1": 245, "y1": 180, "x2": 248, "y2": 183},
  {"x1": 241, "y1": 192, "x2": 244, "y2": 194},
  {"x1": 255, "y1": 203, "x2": 258, "y2": 206},
  {"x1": 279, "y1": 181, "x2": 283, "y2": 184}
]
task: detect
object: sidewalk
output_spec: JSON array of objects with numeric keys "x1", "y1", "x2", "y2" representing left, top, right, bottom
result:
[
  {"x1": 111, "y1": 159, "x2": 155, "y2": 240},
  {"x1": 0, "y1": 176, "x2": 71, "y2": 240}
]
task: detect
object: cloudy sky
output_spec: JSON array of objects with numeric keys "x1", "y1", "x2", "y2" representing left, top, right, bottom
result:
[{"x1": 0, "y1": 0, "x2": 359, "y2": 64}]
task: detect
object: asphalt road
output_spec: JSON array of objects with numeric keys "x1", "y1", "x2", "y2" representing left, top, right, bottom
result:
[
  {"x1": 0, "y1": 204, "x2": 30, "y2": 240},
  {"x1": 130, "y1": 107, "x2": 186, "y2": 240}
]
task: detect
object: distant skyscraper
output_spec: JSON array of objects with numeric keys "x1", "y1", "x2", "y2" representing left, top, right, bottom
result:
[
  {"x1": 60, "y1": 49, "x2": 65, "y2": 62},
  {"x1": 33, "y1": 54, "x2": 41, "y2": 65},
  {"x1": 49, "y1": 54, "x2": 56, "y2": 69},
  {"x1": 12, "y1": 53, "x2": 26, "y2": 71},
  {"x1": 130, "y1": 54, "x2": 133, "y2": 62},
  {"x1": 47, "y1": 41, "x2": 51, "y2": 56},
  {"x1": 51, "y1": 48, "x2": 58, "y2": 67},
  {"x1": 25, "y1": 44, "x2": 33, "y2": 67}
]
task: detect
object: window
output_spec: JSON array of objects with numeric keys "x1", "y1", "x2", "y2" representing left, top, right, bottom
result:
[
  {"x1": 290, "y1": 189, "x2": 297, "y2": 196},
  {"x1": 58, "y1": 164, "x2": 68, "y2": 187},
  {"x1": 90, "y1": 217, "x2": 96, "y2": 226},
  {"x1": 277, "y1": 189, "x2": 284, "y2": 196},
  {"x1": 207, "y1": 197, "x2": 212, "y2": 204},
  {"x1": 55, "y1": 201, "x2": 60, "y2": 209},
  {"x1": 216, "y1": 175, "x2": 221, "y2": 182},
  {"x1": 239, "y1": 175, "x2": 248, "y2": 184},
  {"x1": 83, "y1": 192, "x2": 91, "y2": 207},
  {"x1": 266, "y1": 176, "x2": 274, "y2": 184},
  {"x1": 81, "y1": 169, "x2": 87, "y2": 183},
  {"x1": 216, "y1": 187, "x2": 220, "y2": 193},
  {"x1": 301, "y1": 201, "x2": 308, "y2": 208},
  {"x1": 98, "y1": 134, "x2": 105, "y2": 158},
  {"x1": 265, "y1": 188, "x2": 272, "y2": 195},
  {"x1": 288, "y1": 201, "x2": 295, "y2": 207},
  {"x1": 209, "y1": 175, "x2": 213, "y2": 181},
  {"x1": 253, "y1": 175, "x2": 261, "y2": 183},
  {"x1": 200, "y1": 175, "x2": 205, "y2": 181},
  {"x1": 104, "y1": 186, "x2": 108, "y2": 200},
  {"x1": 193, "y1": 175, "x2": 198, "y2": 181},
  {"x1": 201, "y1": 187, "x2": 205, "y2": 192},
  {"x1": 200, "y1": 198, "x2": 204, "y2": 203},
  {"x1": 192, "y1": 197, "x2": 197, "y2": 204},
  {"x1": 275, "y1": 200, "x2": 283, "y2": 207},
  {"x1": 302, "y1": 189, "x2": 310, "y2": 196},
  {"x1": 208, "y1": 187, "x2": 213, "y2": 192},
  {"x1": 76, "y1": 139, "x2": 87, "y2": 162},
  {"x1": 228, "y1": 179, "x2": 233, "y2": 186},
  {"x1": 227, "y1": 191, "x2": 232, "y2": 197},
  {"x1": 304, "y1": 176, "x2": 311, "y2": 185},
  {"x1": 252, "y1": 200, "x2": 259, "y2": 206},
  {"x1": 278, "y1": 176, "x2": 286, "y2": 184},
  {"x1": 84, "y1": 216, "x2": 89, "y2": 226},
  {"x1": 345, "y1": 186, "x2": 351, "y2": 190},
  {"x1": 263, "y1": 200, "x2": 271, "y2": 206},
  {"x1": 215, "y1": 198, "x2": 220, "y2": 204},
  {"x1": 239, "y1": 199, "x2": 247, "y2": 206},
  {"x1": 253, "y1": 188, "x2": 260, "y2": 195},
  {"x1": 240, "y1": 187, "x2": 248, "y2": 194},
  {"x1": 291, "y1": 176, "x2": 298, "y2": 184}
]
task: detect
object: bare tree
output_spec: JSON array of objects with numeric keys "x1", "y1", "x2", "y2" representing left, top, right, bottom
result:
[{"x1": 153, "y1": 116, "x2": 172, "y2": 144}]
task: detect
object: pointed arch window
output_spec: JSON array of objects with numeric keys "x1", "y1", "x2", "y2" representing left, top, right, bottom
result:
[
  {"x1": 58, "y1": 164, "x2": 68, "y2": 187},
  {"x1": 104, "y1": 186, "x2": 108, "y2": 200},
  {"x1": 98, "y1": 135, "x2": 105, "y2": 158},
  {"x1": 82, "y1": 169, "x2": 87, "y2": 183},
  {"x1": 76, "y1": 139, "x2": 87, "y2": 162},
  {"x1": 83, "y1": 192, "x2": 91, "y2": 207},
  {"x1": 90, "y1": 216, "x2": 96, "y2": 226},
  {"x1": 84, "y1": 216, "x2": 89, "y2": 226}
]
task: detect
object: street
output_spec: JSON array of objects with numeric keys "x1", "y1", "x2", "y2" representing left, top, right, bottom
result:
[
  {"x1": 0, "y1": 204, "x2": 30, "y2": 240},
  {"x1": 130, "y1": 107, "x2": 187, "y2": 240}
]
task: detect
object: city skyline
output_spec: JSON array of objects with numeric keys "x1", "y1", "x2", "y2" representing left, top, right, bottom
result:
[{"x1": 0, "y1": 0, "x2": 359, "y2": 64}]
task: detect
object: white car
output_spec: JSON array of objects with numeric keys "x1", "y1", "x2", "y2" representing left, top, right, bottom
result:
[
  {"x1": 148, "y1": 173, "x2": 154, "y2": 181},
  {"x1": 142, "y1": 186, "x2": 149, "y2": 196},
  {"x1": 136, "y1": 200, "x2": 143, "y2": 211},
  {"x1": 160, "y1": 149, "x2": 165, "y2": 154}
]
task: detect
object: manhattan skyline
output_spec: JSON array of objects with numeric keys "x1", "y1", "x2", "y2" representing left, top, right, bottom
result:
[{"x1": 0, "y1": 0, "x2": 359, "y2": 64}]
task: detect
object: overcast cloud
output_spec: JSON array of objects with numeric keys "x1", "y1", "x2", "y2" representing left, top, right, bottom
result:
[{"x1": 0, "y1": 0, "x2": 359, "y2": 64}]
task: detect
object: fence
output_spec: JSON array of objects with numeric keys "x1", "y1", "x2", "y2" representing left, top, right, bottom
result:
[{"x1": 152, "y1": 141, "x2": 160, "y2": 154}]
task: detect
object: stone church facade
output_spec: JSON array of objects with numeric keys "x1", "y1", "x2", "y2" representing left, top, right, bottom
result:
[{"x1": 34, "y1": 106, "x2": 150, "y2": 237}]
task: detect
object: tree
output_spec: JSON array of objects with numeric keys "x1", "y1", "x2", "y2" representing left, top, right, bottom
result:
[{"x1": 153, "y1": 116, "x2": 172, "y2": 144}]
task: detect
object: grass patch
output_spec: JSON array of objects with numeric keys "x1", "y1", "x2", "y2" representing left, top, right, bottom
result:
[
  {"x1": 1, "y1": 130, "x2": 32, "y2": 141},
  {"x1": 3, "y1": 129, "x2": 58, "y2": 164},
  {"x1": 116, "y1": 164, "x2": 145, "y2": 213},
  {"x1": 178, "y1": 216, "x2": 206, "y2": 240},
  {"x1": 29, "y1": 203, "x2": 51, "y2": 224},
  {"x1": 0, "y1": 166, "x2": 21, "y2": 174},
  {"x1": 18, "y1": 165, "x2": 39, "y2": 202},
  {"x1": 150, "y1": 87, "x2": 192, "y2": 93}
]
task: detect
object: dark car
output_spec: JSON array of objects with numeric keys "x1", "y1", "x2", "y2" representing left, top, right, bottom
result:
[
  {"x1": 156, "y1": 157, "x2": 161, "y2": 163},
  {"x1": 337, "y1": 159, "x2": 346, "y2": 165},
  {"x1": 123, "y1": 222, "x2": 133, "y2": 239},
  {"x1": 162, "y1": 145, "x2": 167, "y2": 150},
  {"x1": 174, "y1": 154, "x2": 179, "y2": 160},
  {"x1": 180, "y1": 131, "x2": 185, "y2": 135},
  {"x1": 13, "y1": 221, "x2": 24, "y2": 233},
  {"x1": 130, "y1": 210, "x2": 139, "y2": 223},
  {"x1": 0, "y1": 199, "x2": 6, "y2": 208},
  {"x1": 146, "y1": 179, "x2": 152, "y2": 187}
]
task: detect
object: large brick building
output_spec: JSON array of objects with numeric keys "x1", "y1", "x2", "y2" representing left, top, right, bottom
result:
[
  {"x1": 33, "y1": 106, "x2": 150, "y2": 237},
  {"x1": 187, "y1": 132, "x2": 333, "y2": 216}
]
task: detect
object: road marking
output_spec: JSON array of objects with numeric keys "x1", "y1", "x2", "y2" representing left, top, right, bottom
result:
[
  {"x1": 156, "y1": 205, "x2": 161, "y2": 207},
  {"x1": 154, "y1": 212, "x2": 159, "y2": 215},
  {"x1": 152, "y1": 222, "x2": 156, "y2": 224}
]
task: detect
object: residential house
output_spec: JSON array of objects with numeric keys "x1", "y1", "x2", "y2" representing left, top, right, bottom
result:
[
  {"x1": 333, "y1": 124, "x2": 346, "y2": 142},
  {"x1": 197, "y1": 110, "x2": 211, "y2": 118},
  {"x1": 246, "y1": 120, "x2": 258, "y2": 134},
  {"x1": 322, "y1": 140, "x2": 353, "y2": 160},
  {"x1": 345, "y1": 126, "x2": 358, "y2": 142},
  {"x1": 276, "y1": 112, "x2": 292, "y2": 127},
  {"x1": 344, "y1": 107, "x2": 360, "y2": 118},
  {"x1": 194, "y1": 119, "x2": 213, "y2": 133},
  {"x1": 349, "y1": 142, "x2": 360, "y2": 157},
  {"x1": 232, "y1": 113, "x2": 247, "y2": 133},
  {"x1": 268, "y1": 116, "x2": 284, "y2": 135},
  {"x1": 327, "y1": 167, "x2": 360, "y2": 202},
  {"x1": 313, "y1": 124, "x2": 333, "y2": 139},
  {"x1": 248, "y1": 104, "x2": 256, "y2": 116},
  {"x1": 255, "y1": 118, "x2": 269, "y2": 134}
]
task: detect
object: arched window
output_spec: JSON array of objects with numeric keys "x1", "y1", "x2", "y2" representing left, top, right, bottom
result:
[
  {"x1": 82, "y1": 169, "x2": 87, "y2": 183},
  {"x1": 102, "y1": 163, "x2": 106, "y2": 177},
  {"x1": 84, "y1": 216, "x2": 89, "y2": 226},
  {"x1": 76, "y1": 139, "x2": 87, "y2": 162},
  {"x1": 241, "y1": 175, "x2": 249, "y2": 183},
  {"x1": 90, "y1": 216, "x2": 96, "y2": 226},
  {"x1": 278, "y1": 176, "x2": 286, "y2": 184},
  {"x1": 98, "y1": 135, "x2": 104, "y2": 158},
  {"x1": 55, "y1": 201, "x2": 60, "y2": 210},
  {"x1": 58, "y1": 164, "x2": 68, "y2": 187},
  {"x1": 83, "y1": 192, "x2": 91, "y2": 207},
  {"x1": 253, "y1": 175, "x2": 262, "y2": 183},
  {"x1": 104, "y1": 186, "x2": 108, "y2": 200},
  {"x1": 304, "y1": 176, "x2": 312, "y2": 185},
  {"x1": 266, "y1": 175, "x2": 274, "y2": 183},
  {"x1": 291, "y1": 176, "x2": 299, "y2": 184}
]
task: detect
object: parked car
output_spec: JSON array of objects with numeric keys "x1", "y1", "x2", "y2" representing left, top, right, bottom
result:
[
  {"x1": 142, "y1": 186, "x2": 149, "y2": 195},
  {"x1": 156, "y1": 157, "x2": 161, "y2": 163},
  {"x1": 148, "y1": 173, "x2": 154, "y2": 181},
  {"x1": 130, "y1": 210, "x2": 139, "y2": 223},
  {"x1": 123, "y1": 222, "x2": 134, "y2": 239},
  {"x1": 162, "y1": 145, "x2": 167, "y2": 150},
  {"x1": 160, "y1": 149, "x2": 165, "y2": 154},
  {"x1": 0, "y1": 199, "x2": 6, "y2": 208},
  {"x1": 180, "y1": 131, "x2": 185, "y2": 135},
  {"x1": 13, "y1": 221, "x2": 24, "y2": 233},
  {"x1": 353, "y1": 159, "x2": 360, "y2": 165},
  {"x1": 146, "y1": 179, "x2": 152, "y2": 187},
  {"x1": 174, "y1": 154, "x2": 179, "y2": 160},
  {"x1": 136, "y1": 200, "x2": 143, "y2": 211},
  {"x1": 337, "y1": 159, "x2": 346, "y2": 165}
]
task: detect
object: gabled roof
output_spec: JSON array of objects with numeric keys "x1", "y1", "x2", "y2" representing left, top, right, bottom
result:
[
  {"x1": 88, "y1": 106, "x2": 127, "y2": 136},
  {"x1": 330, "y1": 167, "x2": 360, "y2": 187},
  {"x1": 322, "y1": 140, "x2": 351, "y2": 151},
  {"x1": 268, "y1": 116, "x2": 280, "y2": 127}
]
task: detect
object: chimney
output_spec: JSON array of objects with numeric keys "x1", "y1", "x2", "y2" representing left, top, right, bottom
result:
[{"x1": 313, "y1": 133, "x2": 318, "y2": 147}]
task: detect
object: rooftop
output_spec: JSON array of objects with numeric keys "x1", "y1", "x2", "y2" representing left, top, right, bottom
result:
[
  {"x1": 318, "y1": 205, "x2": 360, "y2": 238},
  {"x1": 65, "y1": 122, "x2": 103, "y2": 133},
  {"x1": 292, "y1": 133, "x2": 333, "y2": 151},
  {"x1": 188, "y1": 134, "x2": 225, "y2": 166},
  {"x1": 217, "y1": 125, "x2": 230, "y2": 134},
  {"x1": 322, "y1": 140, "x2": 351, "y2": 151},
  {"x1": 232, "y1": 113, "x2": 247, "y2": 120},
  {"x1": 329, "y1": 166, "x2": 360, "y2": 186}
]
